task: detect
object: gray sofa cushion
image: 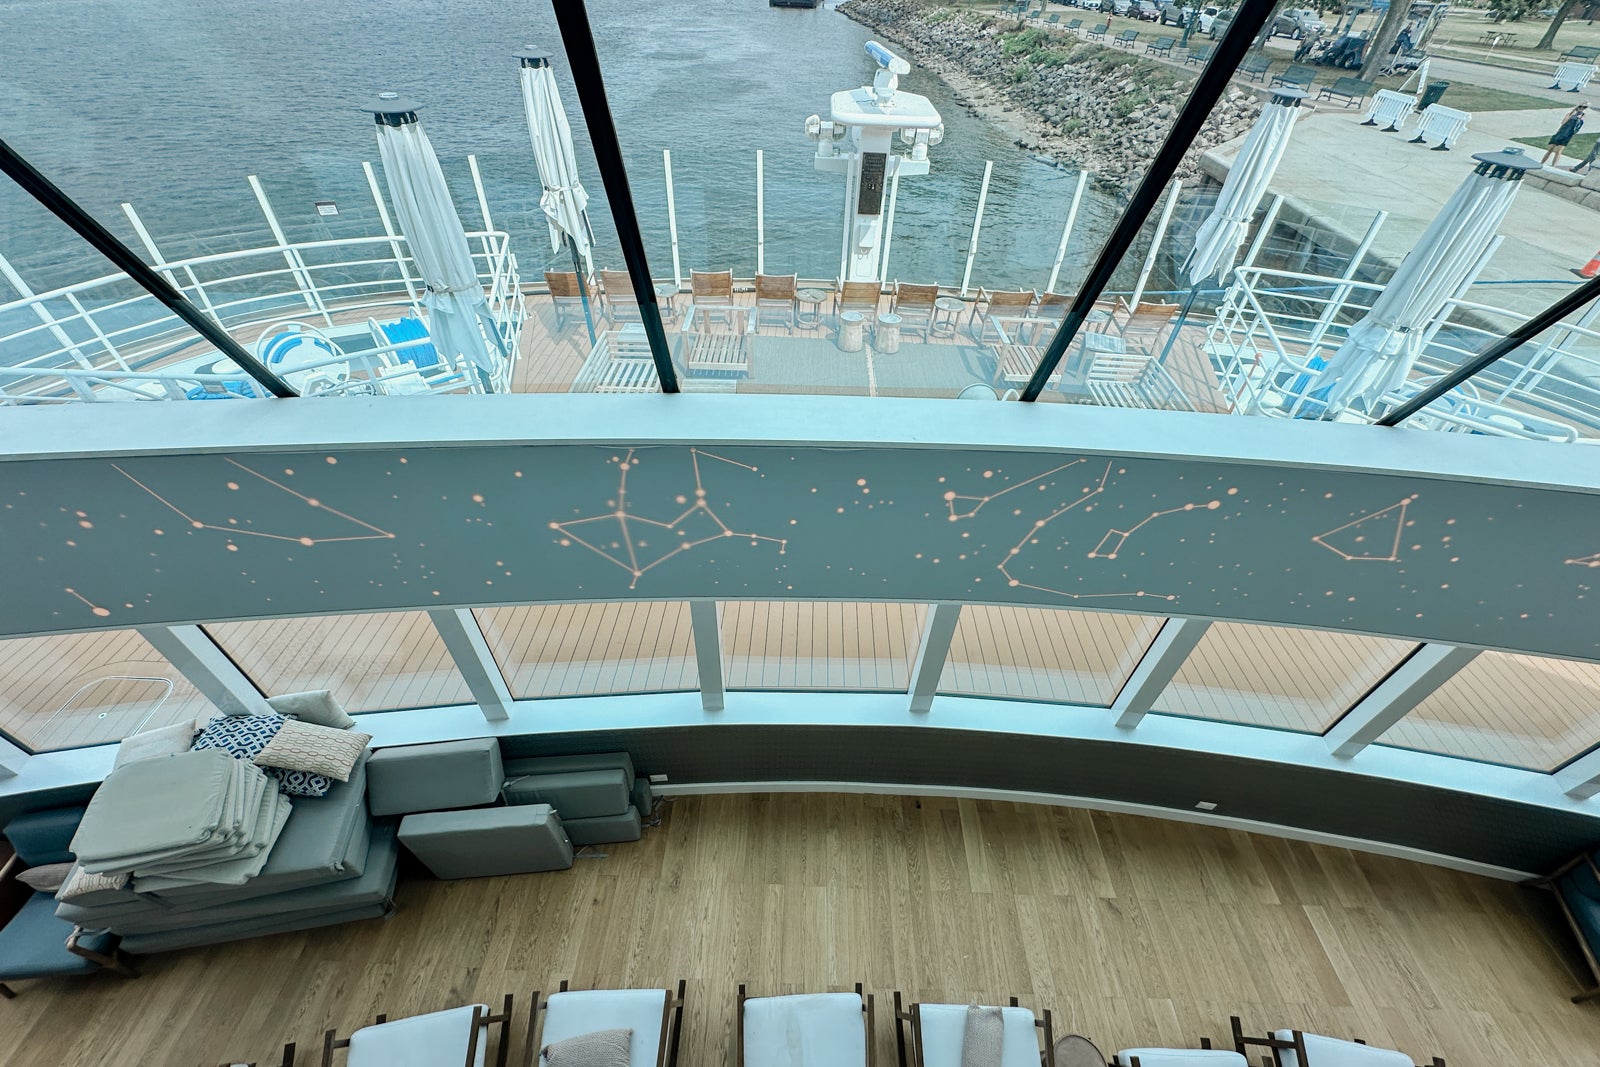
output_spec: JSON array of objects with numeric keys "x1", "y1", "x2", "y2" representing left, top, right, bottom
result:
[
  {"x1": 502, "y1": 751, "x2": 635, "y2": 783},
  {"x1": 399, "y1": 804, "x2": 573, "y2": 879},
  {"x1": 631, "y1": 777, "x2": 654, "y2": 820},
  {"x1": 367, "y1": 738, "x2": 504, "y2": 817},
  {"x1": 562, "y1": 807, "x2": 643, "y2": 846},
  {"x1": 502, "y1": 768, "x2": 630, "y2": 820},
  {"x1": 0, "y1": 893, "x2": 102, "y2": 981},
  {"x1": 4, "y1": 807, "x2": 86, "y2": 866}
]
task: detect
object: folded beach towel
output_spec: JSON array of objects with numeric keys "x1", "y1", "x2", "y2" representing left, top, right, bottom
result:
[{"x1": 962, "y1": 1004, "x2": 1005, "y2": 1067}]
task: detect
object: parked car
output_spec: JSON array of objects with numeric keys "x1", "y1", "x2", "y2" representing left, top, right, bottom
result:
[
  {"x1": 1196, "y1": 4, "x2": 1221, "y2": 32},
  {"x1": 1207, "y1": 7, "x2": 1234, "y2": 37},
  {"x1": 1100, "y1": 0, "x2": 1133, "y2": 14},
  {"x1": 1158, "y1": 4, "x2": 1193, "y2": 26},
  {"x1": 1270, "y1": 7, "x2": 1326, "y2": 38},
  {"x1": 1135, "y1": 0, "x2": 1162, "y2": 20}
]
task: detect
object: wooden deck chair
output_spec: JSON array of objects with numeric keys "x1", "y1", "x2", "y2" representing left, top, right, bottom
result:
[
  {"x1": 1230, "y1": 1016, "x2": 1446, "y2": 1067},
  {"x1": 599, "y1": 269, "x2": 642, "y2": 325},
  {"x1": 892, "y1": 992, "x2": 1054, "y2": 1067},
  {"x1": 1031, "y1": 290, "x2": 1072, "y2": 326},
  {"x1": 972, "y1": 288, "x2": 1037, "y2": 344},
  {"x1": 835, "y1": 280, "x2": 883, "y2": 323},
  {"x1": 753, "y1": 273, "x2": 798, "y2": 333},
  {"x1": 1112, "y1": 1038, "x2": 1246, "y2": 1067},
  {"x1": 892, "y1": 282, "x2": 941, "y2": 341},
  {"x1": 524, "y1": 980, "x2": 686, "y2": 1066},
  {"x1": 738, "y1": 982, "x2": 874, "y2": 1067},
  {"x1": 1111, "y1": 298, "x2": 1179, "y2": 344},
  {"x1": 320, "y1": 995, "x2": 515, "y2": 1067},
  {"x1": 543, "y1": 271, "x2": 592, "y2": 334},
  {"x1": 690, "y1": 269, "x2": 737, "y2": 332}
]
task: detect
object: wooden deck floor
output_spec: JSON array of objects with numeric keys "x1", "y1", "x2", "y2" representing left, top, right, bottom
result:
[{"x1": 5, "y1": 793, "x2": 1597, "y2": 1067}]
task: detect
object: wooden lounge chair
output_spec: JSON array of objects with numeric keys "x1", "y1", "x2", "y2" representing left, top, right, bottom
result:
[
  {"x1": 1086, "y1": 351, "x2": 1196, "y2": 411},
  {"x1": 753, "y1": 273, "x2": 798, "y2": 333},
  {"x1": 893, "y1": 992, "x2": 1055, "y2": 1067},
  {"x1": 1110, "y1": 297, "x2": 1178, "y2": 345},
  {"x1": 690, "y1": 269, "x2": 738, "y2": 332},
  {"x1": 1271, "y1": 63, "x2": 1316, "y2": 91},
  {"x1": 599, "y1": 269, "x2": 641, "y2": 325},
  {"x1": 1146, "y1": 35, "x2": 1176, "y2": 57},
  {"x1": 892, "y1": 282, "x2": 941, "y2": 341},
  {"x1": 1317, "y1": 76, "x2": 1373, "y2": 108},
  {"x1": 972, "y1": 288, "x2": 1037, "y2": 344},
  {"x1": 1239, "y1": 54, "x2": 1271, "y2": 82},
  {"x1": 835, "y1": 280, "x2": 884, "y2": 323},
  {"x1": 543, "y1": 270, "x2": 593, "y2": 333},
  {"x1": 321, "y1": 995, "x2": 515, "y2": 1067},
  {"x1": 739, "y1": 983, "x2": 874, "y2": 1067},
  {"x1": 1230, "y1": 1016, "x2": 1446, "y2": 1067},
  {"x1": 524, "y1": 980, "x2": 686, "y2": 1067}
]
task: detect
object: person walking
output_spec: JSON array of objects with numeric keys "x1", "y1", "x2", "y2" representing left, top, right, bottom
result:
[
  {"x1": 1572, "y1": 135, "x2": 1600, "y2": 174},
  {"x1": 1542, "y1": 103, "x2": 1587, "y2": 166}
]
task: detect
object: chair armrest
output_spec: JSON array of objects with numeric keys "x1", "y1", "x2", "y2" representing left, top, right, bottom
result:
[{"x1": 0, "y1": 853, "x2": 22, "y2": 886}]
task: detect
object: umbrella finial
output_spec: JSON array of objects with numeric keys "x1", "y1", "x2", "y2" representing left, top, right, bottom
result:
[
  {"x1": 514, "y1": 47, "x2": 553, "y2": 69},
  {"x1": 365, "y1": 91, "x2": 423, "y2": 126}
]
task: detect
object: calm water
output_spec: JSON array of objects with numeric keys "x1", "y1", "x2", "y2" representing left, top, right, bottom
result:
[{"x1": 0, "y1": 0, "x2": 1123, "y2": 300}]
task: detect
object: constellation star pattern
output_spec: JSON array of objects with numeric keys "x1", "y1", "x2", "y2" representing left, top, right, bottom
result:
[
  {"x1": 942, "y1": 459, "x2": 1092, "y2": 521},
  {"x1": 551, "y1": 448, "x2": 788, "y2": 589},
  {"x1": 1089, "y1": 499, "x2": 1223, "y2": 559},
  {"x1": 1312, "y1": 497, "x2": 1417, "y2": 562},
  {"x1": 64, "y1": 588, "x2": 111, "y2": 618},
  {"x1": 113, "y1": 458, "x2": 396, "y2": 546},
  {"x1": 1565, "y1": 552, "x2": 1600, "y2": 569}
]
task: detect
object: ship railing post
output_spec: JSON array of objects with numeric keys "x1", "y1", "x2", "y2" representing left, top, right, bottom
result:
[
  {"x1": 120, "y1": 202, "x2": 224, "y2": 330},
  {"x1": 959, "y1": 160, "x2": 993, "y2": 297},
  {"x1": 1304, "y1": 207, "x2": 1386, "y2": 356},
  {"x1": 363, "y1": 160, "x2": 423, "y2": 314},
  {"x1": 756, "y1": 149, "x2": 766, "y2": 277},
  {"x1": 878, "y1": 169, "x2": 901, "y2": 286},
  {"x1": 1044, "y1": 169, "x2": 1087, "y2": 297},
  {"x1": 664, "y1": 149, "x2": 683, "y2": 290},
  {"x1": 0, "y1": 250, "x2": 100, "y2": 371},
  {"x1": 1128, "y1": 179, "x2": 1181, "y2": 313},
  {"x1": 248, "y1": 175, "x2": 332, "y2": 324}
]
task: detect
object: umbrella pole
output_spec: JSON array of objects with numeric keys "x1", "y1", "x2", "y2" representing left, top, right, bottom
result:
[
  {"x1": 1157, "y1": 283, "x2": 1202, "y2": 367},
  {"x1": 569, "y1": 233, "x2": 597, "y2": 347}
]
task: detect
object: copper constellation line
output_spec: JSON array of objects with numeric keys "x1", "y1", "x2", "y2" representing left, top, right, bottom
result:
[
  {"x1": 551, "y1": 448, "x2": 787, "y2": 589},
  {"x1": 1089, "y1": 499, "x2": 1222, "y2": 560},
  {"x1": 1565, "y1": 552, "x2": 1600, "y2": 569},
  {"x1": 1312, "y1": 497, "x2": 1415, "y2": 562},
  {"x1": 113, "y1": 458, "x2": 395, "y2": 546},
  {"x1": 943, "y1": 458, "x2": 1092, "y2": 521}
]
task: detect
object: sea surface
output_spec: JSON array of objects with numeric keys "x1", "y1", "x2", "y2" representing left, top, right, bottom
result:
[{"x1": 0, "y1": 0, "x2": 1125, "y2": 299}]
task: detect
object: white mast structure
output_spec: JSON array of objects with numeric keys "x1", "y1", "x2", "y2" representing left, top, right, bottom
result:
[{"x1": 806, "y1": 41, "x2": 944, "y2": 284}]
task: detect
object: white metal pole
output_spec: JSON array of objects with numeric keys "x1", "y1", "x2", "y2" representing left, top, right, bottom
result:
[
  {"x1": 1240, "y1": 193, "x2": 1284, "y2": 271},
  {"x1": 121, "y1": 202, "x2": 221, "y2": 322},
  {"x1": 755, "y1": 149, "x2": 766, "y2": 277},
  {"x1": 247, "y1": 175, "x2": 329, "y2": 322},
  {"x1": 879, "y1": 169, "x2": 901, "y2": 286},
  {"x1": 839, "y1": 159, "x2": 856, "y2": 285},
  {"x1": 1129, "y1": 180, "x2": 1182, "y2": 311},
  {"x1": 467, "y1": 154, "x2": 495, "y2": 231},
  {"x1": 663, "y1": 149, "x2": 683, "y2": 290},
  {"x1": 1307, "y1": 208, "x2": 1387, "y2": 352},
  {"x1": 960, "y1": 160, "x2": 994, "y2": 297},
  {"x1": 1044, "y1": 169, "x2": 1088, "y2": 296},
  {"x1": 363, "y1": 160, "x2": 422, "y2": 311},
  {"x1": 1418, "y1": 234, "x2": 1503, "y2": 363},
  {"x1": 0, "y1": 251, "x2": 96, "y2": 369}
]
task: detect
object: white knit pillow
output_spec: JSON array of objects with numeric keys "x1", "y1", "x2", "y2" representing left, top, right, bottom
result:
[
  {"x1": 55, "y1": 863, "x2": 130, "y2": 903},
  {"x1": 252, "y1": 719, "x2": 371, "y2": 782},
  {"x1": 112, "y1": 719, "x2": 199, "y2": 769},
  {"x1": 542, "y1": 1028, "x2": 631, "y2": 1067},
  {"x1": 266, "y1": 690, "x2": 356, "y2": 730}
]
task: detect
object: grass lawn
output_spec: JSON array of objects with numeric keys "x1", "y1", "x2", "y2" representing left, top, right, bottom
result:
[
  {"x1": 1396, "y1": 80, "x2": 1566, "y2": 112},
  {"x1": 1513, "y1": 131, "x2": 1600, "y2": 161}
]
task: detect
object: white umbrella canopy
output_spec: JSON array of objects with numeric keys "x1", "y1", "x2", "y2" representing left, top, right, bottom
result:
[
  {"x1": 1183, "y1": 92, "x2": 1302, "y2": 287},
  {"x1": 371, "y1": 102, "x2": 505, "y2": 376},
  {"x1": 1314, "y1": 161, "x2": 1524, "y2": 413},
  {"x1": 519, "y1": 55, "x2": 593, "y2": 263}
]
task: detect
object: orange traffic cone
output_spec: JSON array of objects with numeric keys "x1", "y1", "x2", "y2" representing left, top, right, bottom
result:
[{"x1": 1579, "y1": 251, "x2": 1600, "y2": 279}]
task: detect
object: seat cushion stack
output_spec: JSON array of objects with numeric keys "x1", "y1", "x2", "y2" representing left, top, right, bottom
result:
[{"x1": 501, "y1": 751, "x2": 650, "y2": 845}]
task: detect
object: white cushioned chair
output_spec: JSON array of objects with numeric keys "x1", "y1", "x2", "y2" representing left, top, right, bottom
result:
[
  {"x1": 320, "y1": 996, "x2": 515, "y2": 1067},
  {"x1": 1231, "y1": 1017, "x2": 1445, "y2": 1067},
  {"x1": 738, "y1": 983, "x2": 873, "y2": 1067},
  {"x1": 892, "y1": 992, "x2": 1053, "y2": 1067},
  {"x1": 525, "y1": 980, "x2": 686, "y2": 1067},
  {"x1": 1115, "y1": 1047, "x2": 1248, "y2": 1067}
]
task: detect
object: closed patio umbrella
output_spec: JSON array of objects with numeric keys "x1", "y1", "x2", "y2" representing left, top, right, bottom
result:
[
  {"x1": 1313, "y1": 148, "x2": 1535, "y2": 414},
  {"x1": 518, "y1": 48, "x2": 596, "y2": 344},
  {"x1": 368, "y1": 93, "x2": 507, "y2": 385},
  {"x1": 1158, "y1": 89, "x2": 1304, "y2": 365}
]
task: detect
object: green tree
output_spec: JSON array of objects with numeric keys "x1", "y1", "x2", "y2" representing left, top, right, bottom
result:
[
  {"x1": 1359, "y1": 0, "x2": 1409, "y2": 78},
  {"x1": 1538, "y1": 0, "x2": 1600, "y2": 48},
  {"x1": 1485, "y1": 0, "x2": 1541, "y2": 22}
]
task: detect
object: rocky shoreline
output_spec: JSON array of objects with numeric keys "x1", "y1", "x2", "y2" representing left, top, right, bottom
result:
[{"x1": 837, "y1": 0, "x2": 1263, "y2": 192}]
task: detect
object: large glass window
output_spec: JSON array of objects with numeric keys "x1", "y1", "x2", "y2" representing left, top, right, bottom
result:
[
  {"x1": 474, "y1": 602, "x2": 697, "y2": 699},
  {"x1": 722, "y1": 601, "x2": 926, "y2": 691},
  {"x1": 1378, "y1": 652, "x2": 1600, "y2": 771},
  {"x1": 1155, "y1": 623, "x2": 1414, "y2": 733},
  {"x1": 205, "y1": 612, "x2": 470, "y2": 713},
  {"x1": 0, "y1": 630, "x2": 212, "y2": 752},
  {"x1": 938, "y1": 605, "x2": 1163, "y2": 706}
]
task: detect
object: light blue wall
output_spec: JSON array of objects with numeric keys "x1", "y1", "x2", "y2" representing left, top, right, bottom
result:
[{"x1": 2, "y1": 395, "x2": 1597, "y2": 659}]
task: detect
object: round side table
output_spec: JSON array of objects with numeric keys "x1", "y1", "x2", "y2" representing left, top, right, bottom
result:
[
  {"x1": 838, "y1": 311, "x2": 866, "y2": 353},
  {"x1": 653, "y1": 282, "x2": 679, "y2": 321},
  {"x1": 932, "y1": 296, "x2": 964, "y2": 338},
  {"x1": 796, "y1": 287, "x2": 830, "y2": 330},
  {"x1": 875, "y1": 313, "x2": 903, "y2": 354}
]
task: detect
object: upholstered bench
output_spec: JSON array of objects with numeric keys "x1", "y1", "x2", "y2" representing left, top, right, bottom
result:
[
  {"x1": 397, "y1": 804, "x2": 573, "y2": 879},
  {"x1": 367, "y1": 738, "x2": 504, "y2": 817},
  {"x1": 502, "y1": 752, "x2": 649, "y2": 845}
]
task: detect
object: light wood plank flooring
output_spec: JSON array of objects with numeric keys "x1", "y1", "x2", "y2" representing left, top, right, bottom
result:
[{"x1": 4, "y1": 793, "x2": 1597, "y2": 1067}]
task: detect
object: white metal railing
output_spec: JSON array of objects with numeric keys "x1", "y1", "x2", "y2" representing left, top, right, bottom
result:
[
  {"x1": 1204, "y1": 266, "x2": 1600, "y2": 441},
  {"x1": 0, "y1": 229, "x2": 525, "y2": 404}
]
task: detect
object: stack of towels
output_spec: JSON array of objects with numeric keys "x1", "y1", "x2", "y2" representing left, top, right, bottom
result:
[{"x1": 70, "y1": 748, "x2": 292, "y2": 887}]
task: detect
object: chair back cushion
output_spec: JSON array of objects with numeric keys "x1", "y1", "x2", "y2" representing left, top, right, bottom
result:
[
  {"x1": 1272, "y1": 1031, "x2": 1415, "y2": 1067},
  {"x1": 348, "y1": 1005, "x2": 487, "y2": 1067},
  {"x1": 4, "y1": 806, "x2": 87, "y2": 866},
  {"x1": 915, "y1": 1004, "x2": 1040, "y2": 1067},
  {"x1": 1115, "y1": 1050, "x2": 1248, "y2": 1067},
  {"x1": 542, "y1": 988, "x2": 668, "y2": 1067},
  {"x1": 743, "y1": 992, "x2": 865, "y2": 1067}
]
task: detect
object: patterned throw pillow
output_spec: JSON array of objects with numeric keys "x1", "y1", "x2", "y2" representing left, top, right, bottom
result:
[
  {"x1": 542, "y1": 1028, "x2": 632, "y2": 1067},
  {"x1": 191, "y1": 713, "x2": 287, "y2": 762},
  {"x1": 252, "y1": 719, "x2": 372, "y2": 783},
  {"x1": 55, "y1": 863, "x2": 130, "y2": 903},
  {"x1": 267, "y1": 766, "x2": 334, "y2": 799}
]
